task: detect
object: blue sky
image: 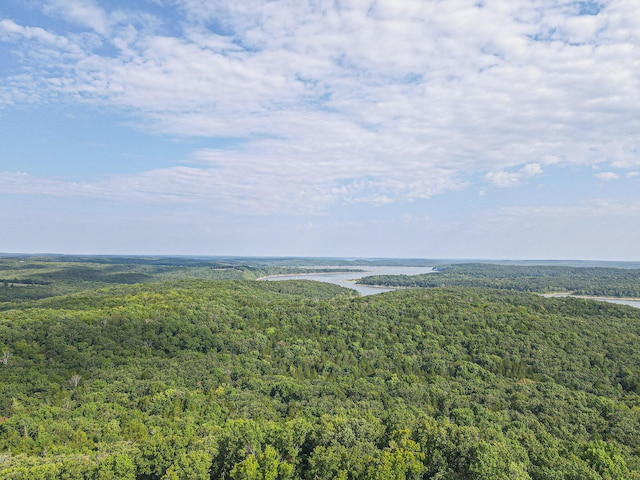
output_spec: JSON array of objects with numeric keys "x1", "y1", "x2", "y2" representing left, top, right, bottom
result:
[{"x1": 1, "y1": 0, "x2": 639, "y2": 259}]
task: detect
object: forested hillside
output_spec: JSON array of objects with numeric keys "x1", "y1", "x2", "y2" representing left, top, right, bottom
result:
[
  {"x1": 358, "y1": 263, "x2": 640, "y2": 297},
  {"x1": 1, "y1": 277, "x2": 640, "y2": 478},
  {"x1": 0, "y1": 256, "x2": 362, "y2": 304}
]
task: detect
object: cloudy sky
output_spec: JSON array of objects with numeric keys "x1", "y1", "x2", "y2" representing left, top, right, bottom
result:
[{"x1": 1, "y1": 0, "x2": 639, "y2": 259}]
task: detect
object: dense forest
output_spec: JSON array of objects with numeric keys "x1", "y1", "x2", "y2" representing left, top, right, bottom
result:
[
  {"x1": 1, "y1": 254, "x2": 640, "y2": 478},
  {"x1": 358, "y1": 263, "x2": 640, "y2": 298},
  {"x1": 0, "y1": 257, "x2": 365, "y2": 304}
]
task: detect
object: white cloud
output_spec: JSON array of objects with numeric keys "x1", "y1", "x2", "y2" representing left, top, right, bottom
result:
[
  {"x1": 43, "y1": 0, "x2": 110, "y2": 34},
  {"x1": 485, "y1": 163, "x2": 543, "y2": 188},
  {"x1": 595, "y1": 171, "x2": 619, "y2": 181},
  {"x1": 0, "y1": 125, "x2": 467, "y2": 214},
  {"x1": 0, "y1": 19, "x2": 70, "y2": 48},
  {"x1": 2, "y1": 0, "x2": 640, "y2": 214}
]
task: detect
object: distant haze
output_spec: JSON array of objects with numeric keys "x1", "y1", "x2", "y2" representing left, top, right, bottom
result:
[{"x1": 1, "y1": 1, "x2": 639, "y2": 259}]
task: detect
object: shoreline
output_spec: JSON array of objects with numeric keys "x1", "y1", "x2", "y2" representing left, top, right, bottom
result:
[
  {"x1": 343, "y1": 287, "x2": 640, "y2": 303},
  {"x1": 354, "y1": 282, "x2": 409, "y2": 289},
  {"x1": 257, "y1": 270, "x2": 363, "y2": 281},
  {"x1": 542, "y1": 293, "x2": 640, "y2": 302}
]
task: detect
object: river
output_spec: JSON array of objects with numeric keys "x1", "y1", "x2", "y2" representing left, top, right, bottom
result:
[
  {"x1": 600, "y1": 298, "x2": 640, "y2": 308},
  {"x1": 264, "y1": 267, "x2": 640, "y2": 308},
  {"x1": 543, "y1": 294, "x2": 640, "y2": 309},
  {"x1": 263, "y1": 266, "x2": 435, "y2": 296}
]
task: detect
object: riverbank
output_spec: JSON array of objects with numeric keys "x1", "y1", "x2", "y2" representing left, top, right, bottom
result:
[
  {"x1": 256, "y1": 270, "x2": 363, "y2": 281},
  {"x1": 542, "y1": 293, "x2": 640, "y2": 301},
  {"x1": 260, "y1": 266, "x2": 436, "y2": 296},
  {"x1": 541, "y1": 293, "x2": 640, "y2": 309}
]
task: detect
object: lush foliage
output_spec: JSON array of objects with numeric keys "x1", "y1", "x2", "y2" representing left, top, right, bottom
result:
[
  {"x1": 1, "y1": 271, "x2": 640, "y2": 478},
  {"x1": 359, "y1": 263, "x2": 640, "y2": 297},
  {"x1": 0, "y1": 257, "x2": 362, "y2": 305}
]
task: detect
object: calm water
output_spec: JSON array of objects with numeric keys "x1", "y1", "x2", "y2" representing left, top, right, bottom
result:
[
  {"x1": 265, "y1": 268, "x2": 640, "y2": 308},
  {"x1": 590, "y1": 298, "x2": 640, "y2": 309},
  {"x1": 264, "y1": 266, "x2": 435, "y2": 296},
  {"x1": 543, "y1": 294, "x2": 640, "y2": 309}
]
